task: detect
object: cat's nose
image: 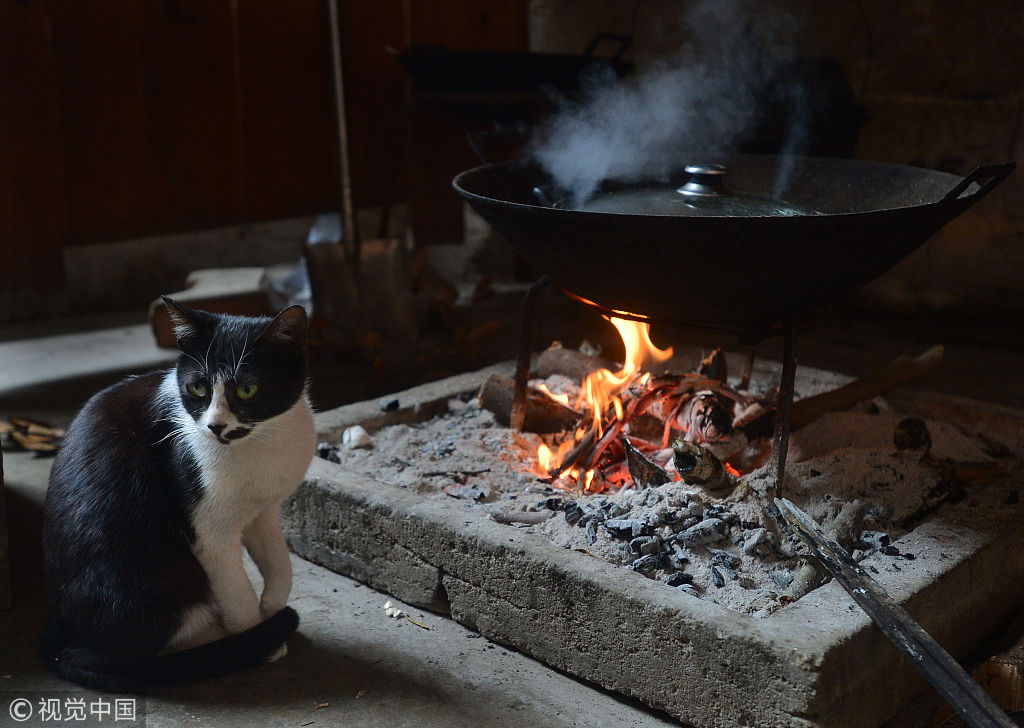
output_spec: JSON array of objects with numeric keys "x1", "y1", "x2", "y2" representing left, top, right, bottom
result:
[{"x1": 208, "y1": 423, "x2": 226, "y2": 436}]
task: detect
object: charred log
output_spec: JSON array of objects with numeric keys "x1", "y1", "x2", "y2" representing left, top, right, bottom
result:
[
  {"x1": 623, "y1": 438, "x2": 671, "y2": 488},
  {"x1": 536, "y1": 345, "x2": 613, "y2": 382},
  {"x1": 741, "y1": 345, "x2": 944, "y2": 441},
  {"x1": 478, "y1": 373, "x2": 579, "y2": 433},
  {"x1": 672, "y1": 439, "x2": 730, "y2": 491}
]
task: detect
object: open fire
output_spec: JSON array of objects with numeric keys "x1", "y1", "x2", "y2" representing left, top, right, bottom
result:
[{"x1": 527, "y1": 317, "x2": 772, "y2": 495}]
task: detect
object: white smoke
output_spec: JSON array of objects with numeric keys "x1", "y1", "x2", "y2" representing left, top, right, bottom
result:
[{"x1": 529, "y1": 0, "x2": 800, "y2": 207}]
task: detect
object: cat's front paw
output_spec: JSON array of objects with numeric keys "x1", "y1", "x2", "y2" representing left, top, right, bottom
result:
[{"x1": 266, "y1": 643, "x2": 288, "y2": 663}]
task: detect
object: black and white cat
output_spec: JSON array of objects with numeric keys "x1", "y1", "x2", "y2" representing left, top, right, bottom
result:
[{"x1": 41, "y1": 298, "x2": 316, "y2": 690}]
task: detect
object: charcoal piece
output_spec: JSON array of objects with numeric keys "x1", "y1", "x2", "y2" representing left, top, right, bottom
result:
[
  {"x1": 631, "y1": 554, "x2": 659, "y2": 574},
  {"x1": 708, "y1": 548, "x2": 741, "y2": 569},
  {"x1": 675, "y1": 516, "x2": 700, "y2": 533},
  {"x1": 704, "y1": 505, "x2": 737, "y2": 524},
  {"x1": 563, "y1": 502, "x2": 584, "y2": 526},
  {"x1": 741, "y1": 520, "x2": 761, "y2": 530},
  {"x1": 623, "y1": 438, "x2": 671, "y2": 488},
  {"x1": 894, "y1": 417, "x2": 932, "y2": 451},
  {"x1": 678, "y1": 518, "x2": 727, "y2": 546},
  {"x1": 881, "y1": 545, "x2": 901, "y2": 557},
  {"x1": 742, "y1": 527, "x2": 772, "y2": 556},
  {"x1": 578, "y1": 508, "x2": 607, "y2": 527},
  {"x1": 604, "y1": 518, "x2": 652, "y2": 538},
  {"x1": 604, "y1": 501, "x2": 629, "y2": 519},
  {"x1": 316, "y1": 442, "x2": 341, "y2": 464},
  {"x1": 667, "y1": 552, "x2": 689, "y2": 571},
  {"x1": 686, "y1": 500, "x2": 704, "y2": 518},
  {"x1": 710, "y1": 566, "x2": 726, "y2": 588},
  {"x1": 629, "y1": 536, "x2": 662, "y2": 556},
  {"x1": 854, "y1": 530, "x2": 890, "y2": 551},
  {"x1": 666, "y1": 572, "x2": 694, "y2": 587},
  {"x1": 536, "y1": 496, "x2": 564, "y2": 511},
  {"x1": 660, "y1": 510, "x2": 680, "y2": 526},
  {"x1": 644, "y1": 488, "x2": 662, "y2": 507},
  {"x1": 379, "y1": 397, "x2": 400, "y2": 412},
  {"x1": 586, "y1": 520, "x2": 598, "y2": 544}
]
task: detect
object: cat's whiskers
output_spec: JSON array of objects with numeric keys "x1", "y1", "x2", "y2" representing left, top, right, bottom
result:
[
  {"x1": 233, "y1": 333, "x2": 251, "y2": 377},
  {"x1": 202, "y1": 330, "x2": 219, "y2": 375},
  {"x1": 177, "y1": 348, "x2": 206, "y2": 371}
]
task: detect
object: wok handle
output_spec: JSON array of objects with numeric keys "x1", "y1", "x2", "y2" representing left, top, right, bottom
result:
[
  {"x1": 942, "y1": 162, "x2": 1015, "y2": 206},
  {"x1": 582, "y1": 32, "x2": 632, "y2": 60}
]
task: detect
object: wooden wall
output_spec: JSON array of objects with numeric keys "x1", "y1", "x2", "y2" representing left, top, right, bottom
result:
[{"x1": 1, "y1": 1, "x2": 527, "y2": 295}]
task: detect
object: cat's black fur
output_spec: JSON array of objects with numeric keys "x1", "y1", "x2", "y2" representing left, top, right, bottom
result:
[{"x1": 41, "y1": 300, "x2": 311, "y2": 691}]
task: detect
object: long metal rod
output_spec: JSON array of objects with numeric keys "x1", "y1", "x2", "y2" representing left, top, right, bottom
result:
[
  {"x1": 770, "y1": 315, "x2": 796, "y2": 496},
  {"x1": 511, "y1": 276, "x2": 552, "y2": 431},
  {"x1": 327, "y1": 0, "x2": 358, "y2": 264},
  {"x1": 776, "y1": 498, "x2": 1016, "y2": 728}
]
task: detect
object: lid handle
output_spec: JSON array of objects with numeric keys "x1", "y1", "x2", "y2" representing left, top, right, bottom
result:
[{"x1": 678, "y1": 164, "x2": 728, "y2": 197}]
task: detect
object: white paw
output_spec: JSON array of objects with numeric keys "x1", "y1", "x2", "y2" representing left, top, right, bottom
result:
[{"x1": 266, "y1": 643, "x2": 288, "y2": 663}]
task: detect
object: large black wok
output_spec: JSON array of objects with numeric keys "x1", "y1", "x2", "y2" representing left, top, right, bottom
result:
[{"x1": 453, "y1": 155, "x2": 1013, "y2": 341}]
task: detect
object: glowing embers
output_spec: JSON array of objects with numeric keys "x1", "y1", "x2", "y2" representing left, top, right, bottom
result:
[{"x1": 531, "y1": 317, "x2": 745, "y2": 494}]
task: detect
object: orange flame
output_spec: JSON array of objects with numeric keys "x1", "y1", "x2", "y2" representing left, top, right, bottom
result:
[
  {"x1": 576, "y1": 317, "x2": 673, "y2": 436},
  {"x1": 538, "y1": 317, "x2": 672, "y2": 489}
]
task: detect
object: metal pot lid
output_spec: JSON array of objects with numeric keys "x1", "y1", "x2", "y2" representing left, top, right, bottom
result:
[{"x1": 560, "y1": 164, "x2": 821, "y2": 217}]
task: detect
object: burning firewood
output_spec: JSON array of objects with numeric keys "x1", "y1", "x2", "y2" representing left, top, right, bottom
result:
[
  {"x1": 623, "y1": 438, "x2": 670, "y2": 488},
  {"x1": 697, "y1": 346, "x2": 728, "y2": 383},
  {"x1": 536, "y1": 345, "x2": 613, "y2": 382},
  {"x1": 478, "y1": 373, "x2": 579, "y2": 433},
  {"x1": 672, "y1": 439, "x2": 731, "y2": 491}
]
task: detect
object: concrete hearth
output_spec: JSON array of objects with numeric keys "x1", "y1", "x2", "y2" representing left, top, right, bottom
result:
[{"x1": 281, "y1": 361, "x2": 1024, "y2": 728}]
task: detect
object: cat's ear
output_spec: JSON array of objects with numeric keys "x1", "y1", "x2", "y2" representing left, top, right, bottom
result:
[
  {"x1": 257, "y1": 305, "x2": 308, "y2": 347},
  {"x1": 162, "y1": 296, "x2": 206, "y2": 342}
]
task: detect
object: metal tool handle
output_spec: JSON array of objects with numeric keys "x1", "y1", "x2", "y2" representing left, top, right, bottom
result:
[
  {"x1": 942, "y1": 162, "x2": 1015, "y2": 206},
  {"x1": 776, "y1": 498, "x2": 1018, "y2": 728}
]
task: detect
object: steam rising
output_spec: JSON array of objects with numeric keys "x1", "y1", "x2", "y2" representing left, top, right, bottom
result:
[{"x1": 529, "y1": 0, "x2": 803, "y2": 207}]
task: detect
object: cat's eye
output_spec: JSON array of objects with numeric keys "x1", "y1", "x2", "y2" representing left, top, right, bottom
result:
[
  {"x1": 186, "y1": 381, "x2": 209, "y2": 398},
  {"x1": 236, "y1": 383, "x2": 259, "y2": 400}
]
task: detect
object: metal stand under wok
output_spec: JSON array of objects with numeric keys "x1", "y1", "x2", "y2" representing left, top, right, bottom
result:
[{"x1": 511, "y1": 276, "x2": 798, "y2": 495}]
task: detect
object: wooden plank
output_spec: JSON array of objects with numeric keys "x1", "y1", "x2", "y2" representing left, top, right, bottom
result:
[
  {"x1": 408, "y1": 0, "x2": 528, "y2": 50},
  {"x1": 137, "y1": 0, "x2": 244, "y2": 232},
  {"x1": 338, "y1": 0, "x2": 407, "y2": 209},
  {"x1": 236, "y1": 0, "x2": 339, "y2": 222},
  {"x1": 48, "y1": 0, "x2": 150, "y2": 245},
  {"x1": 404, "y1": 0, "x2": 529, "y2": 245},
  {"x1": 0, "y1": 1, "x2": 64, "y2": 293}
]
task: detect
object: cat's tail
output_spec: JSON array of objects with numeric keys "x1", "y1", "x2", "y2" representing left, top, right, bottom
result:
[{"x1": 43, "y1": 607, "x2": 299, "y2": 692}]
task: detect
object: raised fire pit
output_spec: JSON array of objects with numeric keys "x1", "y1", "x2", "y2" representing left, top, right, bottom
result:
[{"x1": 281, "y1": 355, "x2": 1024, "y2": 728}]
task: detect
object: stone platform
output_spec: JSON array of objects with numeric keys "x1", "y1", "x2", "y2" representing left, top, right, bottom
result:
[{"x1": 282, "y1": 362, "x2": 1024, "y2": 728}]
